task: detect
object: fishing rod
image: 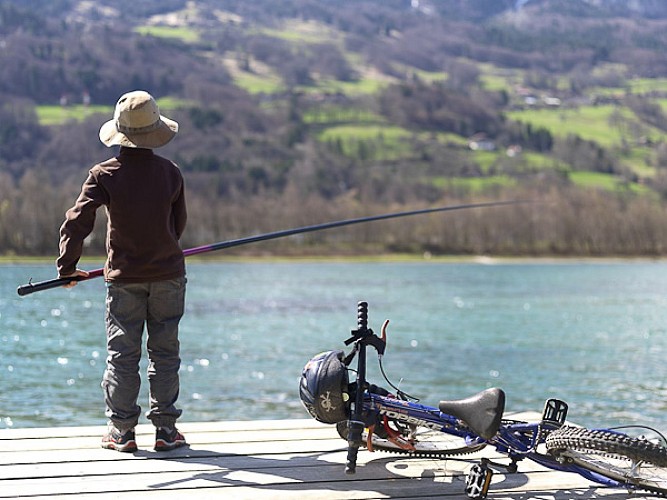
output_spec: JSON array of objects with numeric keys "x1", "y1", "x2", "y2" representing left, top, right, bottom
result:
[{"x1": 16, "y1": 200, "x2": 527, "y2": 296}]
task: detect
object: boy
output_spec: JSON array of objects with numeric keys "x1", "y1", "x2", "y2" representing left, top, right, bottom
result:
[{"x1": 57, "y1": 90, "x2": 187, "y2": 452}]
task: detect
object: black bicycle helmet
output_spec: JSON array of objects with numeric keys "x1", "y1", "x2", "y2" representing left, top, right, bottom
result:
[{"x1": 299, "y1": 350, "x2": 350, "y2": 424}]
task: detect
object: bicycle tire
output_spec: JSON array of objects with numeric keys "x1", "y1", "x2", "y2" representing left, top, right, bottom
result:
[
  {"x1": 336, "y1": 419, "x2": 485, "y2": 458},
  {"x1": 546, "y1": 426, "x2": 667, "y2": 495}
]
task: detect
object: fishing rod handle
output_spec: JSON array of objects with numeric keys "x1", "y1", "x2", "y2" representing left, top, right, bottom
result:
[
  {"x1": 17, "y1": 277, "x2": 80, "y2": 296},
  {"x1": 16, "y1": 268, "x2": 103, "y2": 296}
]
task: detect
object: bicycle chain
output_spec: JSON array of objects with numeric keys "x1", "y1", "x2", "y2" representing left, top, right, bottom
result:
[{"x1": 368, "y1": 444, "x2": 482, "y2": 459}]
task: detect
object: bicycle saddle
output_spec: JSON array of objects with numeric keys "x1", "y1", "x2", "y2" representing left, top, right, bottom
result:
[{"x1": 438, "y1": 387, "x2": 506, "y2": 440}]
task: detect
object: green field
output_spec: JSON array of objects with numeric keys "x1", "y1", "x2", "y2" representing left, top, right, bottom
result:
[
  {"x1": 627, "y1": 78, "x2": 667, "y2": 94},
  {"x1": 317, "y1": 124, "x2": 414, "y2": 160},
  {"x1": 508, "y1": 100, "x2": 666, "y2": 150},
  {"x1": 506, "y1": 103, "x2": 666, "y2": 180},
  {"x1": 36, "y1": 104, "x2": 111, "y2": 125},
  {"x1": 231, "y1": 70, "x2": 389, "y2": 96},
  {"x1": 507, "y1": 105, "x2": 641, "y2": 147},
  {"x1": 303, "y1": 107, "x2": 386, "y2": 125},
  {"x1": 305, "y1": 77, "x2": 389, "y2": 95},
  {"x1": 480, "y1": 74, "x2": 513, "y2": 92},
  {"x1": 568, "y1": 171, "x2": 650, "y2": 194},
  {"x1": 134, "y1": 25, "x2": 199, "y2": 43},
  {"x1": 433, "y1": 175, "x2": 517, "y2": 192},
  {"x1": 430, "y1": 169, "x2": 649, "y2": 194},
  {"x1": 36, "y1": 98, "x2": 192, "y2": 126},
  {"x1": 259, "y1": 19, "x2": 341, "y2": 44},
  {"x1": 233, "y1": 71, "x2": 285, "y2": 95}
]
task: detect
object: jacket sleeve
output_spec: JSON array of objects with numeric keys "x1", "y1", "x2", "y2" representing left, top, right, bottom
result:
[{"x1": 56, "y1": 171, "x2": 107, "y2": 277}]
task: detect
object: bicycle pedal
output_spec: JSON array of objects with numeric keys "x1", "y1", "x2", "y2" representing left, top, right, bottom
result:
[
  {"x1": 465, "y1": 464, "x2": 493, "y2": 499},
  {"x1": 542, "y1": 398, "x2": 568, "y2": 426}
]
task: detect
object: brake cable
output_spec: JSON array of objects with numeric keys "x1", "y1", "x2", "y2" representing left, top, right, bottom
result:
[{"x1": 377, "y1": 319, "x2": 420, "y2": 402}]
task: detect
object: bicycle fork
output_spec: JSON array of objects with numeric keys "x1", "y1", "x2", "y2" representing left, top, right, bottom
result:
[
  {"x1": 344, "y1": 302, "x2": 368, "y2": 474},
  {"x1": 345, "y1": 301, "x2": 386, "y2": 474}
]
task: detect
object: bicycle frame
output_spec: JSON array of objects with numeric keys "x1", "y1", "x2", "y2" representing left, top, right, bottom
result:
[{"x1": 362, "y1": 391, "x2": 624, "y2": 486}]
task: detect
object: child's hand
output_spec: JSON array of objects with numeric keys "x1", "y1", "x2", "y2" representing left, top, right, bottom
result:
[{"x1": 60, "y1": 269, "x2": 90, "y2": 288}]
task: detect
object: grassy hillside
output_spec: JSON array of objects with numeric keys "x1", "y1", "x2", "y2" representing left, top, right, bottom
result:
[
  {"x1": 130, "y1": 10, "x2": 667, "y2": 197},
  {"x1": 5, "y1": 0, "x2": 667, "y2": 255}
]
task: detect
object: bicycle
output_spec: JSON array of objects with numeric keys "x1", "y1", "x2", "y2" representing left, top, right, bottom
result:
[{"x1": 299, "y1": 301, "x2": 667, "y2": 498}]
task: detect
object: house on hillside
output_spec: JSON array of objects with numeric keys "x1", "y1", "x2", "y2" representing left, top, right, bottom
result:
[
  {"x1": 468, "y1": 133, "x2": 496, "y2": 151},
  {"x1": 543, "y1": 96, "x2": 561, "y2": 107}
]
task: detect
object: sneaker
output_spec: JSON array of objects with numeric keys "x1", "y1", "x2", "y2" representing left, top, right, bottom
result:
[
  {"x1": 101, "y1": 425, "x2": 137, "y2": 453},
  {"x1": 154, "y1": 427, "x2": 187, "y2": 451}
]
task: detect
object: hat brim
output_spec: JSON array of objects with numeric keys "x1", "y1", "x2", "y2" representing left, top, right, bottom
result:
[{"x1": 99, "y1": 115, "x2": 179, "y2": 148}]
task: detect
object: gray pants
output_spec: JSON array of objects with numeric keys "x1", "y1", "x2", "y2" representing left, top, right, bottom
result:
[{"x1": 102, "y1": 277, "x2": 186, "y2": 431}]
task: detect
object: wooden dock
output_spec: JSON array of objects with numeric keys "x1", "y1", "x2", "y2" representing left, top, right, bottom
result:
[{"x1": 0, "y1": 414, "x2": 662, "y2": 499}]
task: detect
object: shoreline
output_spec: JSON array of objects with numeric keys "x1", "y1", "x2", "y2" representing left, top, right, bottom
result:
[{"x1": 4, "y1": 254, "x2": 667, "y2": 265}]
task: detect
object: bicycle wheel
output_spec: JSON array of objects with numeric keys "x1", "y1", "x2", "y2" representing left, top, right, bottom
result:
[
  {"x1": 546, "y1": 426, "x2": 667, "y2": 495},
  {"x1": 336, "y1": 418, "x2": 484, "y2": 458}
]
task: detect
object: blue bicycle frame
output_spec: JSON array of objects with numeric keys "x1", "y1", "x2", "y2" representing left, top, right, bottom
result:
[{"x1": 362, "y1": 391, "x2": 624, "y2": 487}]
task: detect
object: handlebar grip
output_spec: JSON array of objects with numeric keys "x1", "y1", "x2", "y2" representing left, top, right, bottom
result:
[{"x1": 357, "y1": 301, "x2": 368, "y2": 330}]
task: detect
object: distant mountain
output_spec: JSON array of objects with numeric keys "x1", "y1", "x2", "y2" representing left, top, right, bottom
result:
[
  {"x1": 3, "y1": 0, "x2": 667, "y2": 130},
  {"x1": 3, "y1": 0, "x2": 667, "y2": 256},
  {"x1": 5, "y1": 0, "x2": 667, "y2": 25}
]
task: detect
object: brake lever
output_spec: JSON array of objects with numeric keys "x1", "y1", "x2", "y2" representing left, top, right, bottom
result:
[{"x1": 381, "y1": 319, "x2": 389, "y2": 343}]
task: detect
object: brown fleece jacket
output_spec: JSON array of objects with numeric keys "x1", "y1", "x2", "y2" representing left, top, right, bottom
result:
[{"x1": 57, "y1": 147, "x2": 187, "y2": 282}]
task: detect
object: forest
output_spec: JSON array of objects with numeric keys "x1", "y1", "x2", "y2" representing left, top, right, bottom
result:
[{"x1": 3, "y1": 0, "x2": 667, "y2": 257}]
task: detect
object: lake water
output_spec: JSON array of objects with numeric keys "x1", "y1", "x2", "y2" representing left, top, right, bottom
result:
[{"x1": 2, "y1": 260, "x2": 667, "y2": 431}]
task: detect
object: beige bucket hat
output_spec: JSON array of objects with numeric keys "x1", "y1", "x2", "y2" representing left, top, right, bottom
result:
[{"x1": 99, "y1": 90, "x2": 178, "y2": 148}]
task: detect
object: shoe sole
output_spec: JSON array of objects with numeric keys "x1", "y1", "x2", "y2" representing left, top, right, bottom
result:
[
  {"x1": 154, "y1": 439, "x2": 187, "y2": 451},
  {"x1": 102, "y1": 441, "x2": 137, "y2": 453}
]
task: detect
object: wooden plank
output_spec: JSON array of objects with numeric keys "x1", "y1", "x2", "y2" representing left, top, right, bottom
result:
[
  {"x1": 0, "y1": 411, "x2": 540, "y2": 451},
  {"x1": 0, "y1": 418, "x2": 662, "y2": 499},
  {"x1": 0, "y1": 418, "x2": 326, "y2": 440},
  {"x1": 0, "y1": 426, "x2": 338, "y2": 453},
  {"x1": 0, "y1": 451, "x2": 596, "y2": 499}
]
